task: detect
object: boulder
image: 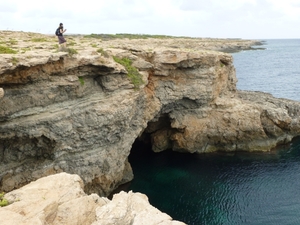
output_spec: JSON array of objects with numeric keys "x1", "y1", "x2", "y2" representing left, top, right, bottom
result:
[{"x1": 0, "y1": 173, "x2": 185, "y2": 225}]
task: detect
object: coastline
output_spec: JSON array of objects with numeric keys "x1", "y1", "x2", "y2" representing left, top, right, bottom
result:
[{"x1": 1, "y1": 30, "x2": 300, "y2": 224}]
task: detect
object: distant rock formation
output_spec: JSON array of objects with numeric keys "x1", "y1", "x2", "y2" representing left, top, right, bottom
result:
[
  {"x1": 0, "y1": 31, "x2": 299, "y2": 197},
  {"x1": 0, "y1": 173, "x2": 185, "y2": 225}
]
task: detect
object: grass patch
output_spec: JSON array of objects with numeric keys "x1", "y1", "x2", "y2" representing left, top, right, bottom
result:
[
  {"x1": 8, "y1": 39, "x2": 18, "y2": 45},
  {"x1": 97, "y1": 48, "x2": 109, "y2": 58},
  {"x1": 0, "y1": 192, "x2": 8, "y2": 207},
  {"x1": 113, "y1": 56, "x2": 144, "y2": 89},
  {"x1": 0, "y1": 45, "x2": 17, "y2": 54},
  {"x1": 31, "y1": 37, "x2": 49, "y2": 42},
  {"x1": 78, "y1": 77, "x2": 85, "y2": 86},
  {"x1": 68, "y1": 41, "x2": 76, "y2": 46},
  {"x1": 84, "y1": 33, "x2": 192, "y2": 41},
  {"x1": 91, "y1": 43, "x2": 98, "y2": 48},
  {"x1": 11, "y1": 57, "x2": 18, "y2": 65},
  {"x1": 21, "y1": 47, "x2": 31, "y2": 53},
  {"x1": 66, "y1": 48, "x2": 78, "y2": 56}
]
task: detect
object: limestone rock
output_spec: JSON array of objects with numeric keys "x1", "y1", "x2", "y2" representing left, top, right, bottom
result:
[
  {"x1": 93, "y1": 191, "x2": 185, "y2": 225},
  {"x1": 0, "y1": 88, "x2": 3, "y2": 98},
  {"x1": 0, "y1": 173, "x2": 185, "y2": 225},
  {"x1": 1, "y1": 173, "x2": 107, "y2": 225}
]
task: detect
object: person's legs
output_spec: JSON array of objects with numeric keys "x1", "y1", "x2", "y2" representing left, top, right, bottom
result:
[{"x1": 58, "y1": 36, "x2": 67, "y2": 51}]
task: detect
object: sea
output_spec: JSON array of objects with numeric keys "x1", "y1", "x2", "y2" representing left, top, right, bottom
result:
[{"x1": 127, "y1": 39, "x2": 300, "y2": 225}]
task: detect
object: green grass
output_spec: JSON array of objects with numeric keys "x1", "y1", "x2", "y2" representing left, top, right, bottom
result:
[
  {"x1": 21, "y1": 47, "x2": 31, "y2": 53},
  {"x1": 113, "y1": 56, "x2": 144, "y2": 89},
  {"x1": 97, "y1": 48, "x2": 109, "y2": 58},
  {"x1": 66, "y1": 48, "x2": 78, "y2": 56},
  {"x1": 31, "y1": 37, "x2": 49, "y2": 42},
  {"x1": 8, "y1": 39, "x2": 18, "y2": 45},
  {"x1": 53, "y1": 44, "x2": 59, "y2": 50},
  {"x1": 11, "y1": 57, "x2": 18, "y2": 65},
  {"x1": 0, "y1": 45, "x2": 17, "y2": 54},
  {"x1": 84, "y1": 33, "x2": 192, "y2": 41},
  {"x1": 78, "y1": 77, "x2": 84, "y2": 85},
  {"x1": 0, "y1": 192, "x2": 8, "y2": 207},
  {"x1": 68, "y1": 41, "x2": 76, "y2": 46}
]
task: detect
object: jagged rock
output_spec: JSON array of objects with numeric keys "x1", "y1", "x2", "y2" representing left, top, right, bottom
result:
[
  {"x1": 0, "y1": 31, "x2": 300, "y2": 197},
  {"x1": 0, "y1": 173, "x2": 185, "y2": 225}
]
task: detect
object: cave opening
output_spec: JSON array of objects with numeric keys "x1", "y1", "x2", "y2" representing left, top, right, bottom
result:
[
  {"x1": 109, "y1": 114, "x2": 176, "y2": 198},
  {"x1": 134, "y1": 113, "x2": 175, "y2": 153}
]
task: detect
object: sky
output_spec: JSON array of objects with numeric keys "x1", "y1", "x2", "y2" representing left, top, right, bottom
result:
[{"x1": 0, "y1": 0, "x2": 300, "y2": 39}]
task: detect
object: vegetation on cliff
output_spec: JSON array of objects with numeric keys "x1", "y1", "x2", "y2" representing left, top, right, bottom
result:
[
  {"x1": 0, "y1": 192, "x2": 8, "y2": 207},
  {"x1": 0, "y1": 45, "x2": 17, "y2": 54},
  {"x1": 113, "y1": 56, "x2": 144, "y2": 89},
  {"x1": 83, "y1": 33, "x2": 194, "y2": 41}
]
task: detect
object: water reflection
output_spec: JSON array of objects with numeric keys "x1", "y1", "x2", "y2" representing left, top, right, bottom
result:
[{"x1": 128, "y1": 137, "x2": 300, "y2": 225}]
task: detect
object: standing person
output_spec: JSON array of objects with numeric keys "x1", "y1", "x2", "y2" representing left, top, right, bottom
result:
[{"x1": 56, "y1": 23, "x2": 67, "y2": 50}]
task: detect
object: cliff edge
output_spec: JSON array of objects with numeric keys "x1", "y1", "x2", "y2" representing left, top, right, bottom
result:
[{"x1": 0, "y1": 31, "x2": 300, "y2": 197}]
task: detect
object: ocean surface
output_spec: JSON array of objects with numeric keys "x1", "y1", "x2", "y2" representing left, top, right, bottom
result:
[
  {"x1": 233, "y1": 39, "x2": 300, "y2": 101},
  {"x1": 127, "y1": 40, "x2": 300, "y2": 225}
]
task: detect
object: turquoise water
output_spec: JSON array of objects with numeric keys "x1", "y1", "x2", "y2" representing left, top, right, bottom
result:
[
  {"x1": 128, "y1": 139, "x2": 300, "y2": 225},
  {"x1": 127, "y1": 40, "x2": 300, "y2": 224}
]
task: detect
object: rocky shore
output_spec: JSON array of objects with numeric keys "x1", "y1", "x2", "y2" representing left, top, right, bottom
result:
[{"x1": 1, "y1": 31, "x2": 300, "y2": 224}]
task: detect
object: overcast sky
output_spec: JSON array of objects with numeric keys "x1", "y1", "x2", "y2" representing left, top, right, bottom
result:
[{"x1": 1, "y1": 0, "x2": 300, "y2": 39}]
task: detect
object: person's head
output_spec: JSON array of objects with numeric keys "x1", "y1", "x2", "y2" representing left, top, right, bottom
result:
[{"x1": 59, "y1": 23, "x2": 63, "y2": 27}]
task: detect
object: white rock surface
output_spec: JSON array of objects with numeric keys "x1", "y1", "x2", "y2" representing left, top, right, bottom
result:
[
  {"x1": 93, "y1": 191, "x2": 185, "y2": 225},
  {"x1": 0, "y1": 173, "x2": 186, "y2": 225}
]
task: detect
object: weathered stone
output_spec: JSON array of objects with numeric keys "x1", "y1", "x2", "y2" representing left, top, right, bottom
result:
[
  {"x1": 0, "y1": 173, "x2": 185, "y2": 225},
  {"x1": 0, "y1": 88, "x2": 4, "y2": 98},
  {"x1": 1, "y1": 173, "x2": 105, "y2": 225},
  {"x1": 93, "y1": 191, "x2": 185, "y2": 225}
]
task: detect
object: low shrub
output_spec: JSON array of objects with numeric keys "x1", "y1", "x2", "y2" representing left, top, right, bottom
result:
[
  {"x1": 66, "y1": 48, "x2": 78, "y2": 56},
  {"x1": 8, "y1": 39, "x2": 18, "y2": 45},
  {"x1": 31, "y1": 37, "x2": 49, "y2": 42},
  {"x1": 78, "y1": 77, "x2": 84, "y2": 86},
  {"x1": 11, "y1": 57, "x2": 18, "y2": 65},
  {"x1": 0, "y1": 192, "x2": 8, "y2": 207},
  {"x1": 0, "y1": 45, "x2": 17, "y2": 54},
  {"x1": 97, "y1": 48, "x2": 109, "y2": 58},
  {"x1": 113, "y1": 56, "x2": 144, "y2": 89}
]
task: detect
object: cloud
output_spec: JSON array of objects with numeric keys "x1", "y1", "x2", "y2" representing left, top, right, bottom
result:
[
  {"x1": 0, "y1": 0, "x2": 299, "y2": 38},
  {"x1": 0, "y1": 1, "x2": 17, "y2": 13}
]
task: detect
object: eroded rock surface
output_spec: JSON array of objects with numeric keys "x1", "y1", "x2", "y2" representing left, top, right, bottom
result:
[
  {"x1": 0, "y1": 31, "x2": 299, "y2": 196},
  {"x1": 0, "y1": 173, "x2": 185, "y2": 225}
]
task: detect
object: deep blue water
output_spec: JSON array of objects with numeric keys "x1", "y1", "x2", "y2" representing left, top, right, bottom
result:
[
  {"x1": 233, "y1": 39, "x2": 300, "y2": 101},
  {"x1": 127, "y1": 40, "x2": 300, "y2": 225}
]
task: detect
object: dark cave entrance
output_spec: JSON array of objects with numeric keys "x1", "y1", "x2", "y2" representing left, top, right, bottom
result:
[
  {"x1": 133, "y1": 113, "x2": 175, "y2": 153},
  {"x1": 109, "y1": 114, "x2": 176, "y2": 198}
]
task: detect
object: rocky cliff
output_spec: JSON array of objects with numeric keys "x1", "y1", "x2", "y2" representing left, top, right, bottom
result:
[{"x1": 0, "y1": 31, "x2": 300, "y2": 196}]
